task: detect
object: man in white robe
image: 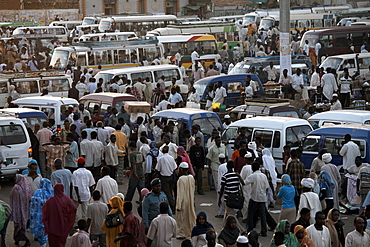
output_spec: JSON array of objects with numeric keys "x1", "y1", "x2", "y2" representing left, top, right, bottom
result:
[
  {"x1": 240, "y1": 152, "x2": 253, "y2": 221},
  {"x1": 216, "y1": 154, "x2": 228, "y2": 218},
  {"x1": 298, "y1": 178, "x2": 322, "y2": 224},
  {"x1": 176, "y1": 162, "x2": 196, "y2": 239},
  {"x1": 307, "y1": 211, "x2": 331, "y2": 247},
  {"x1": 321, "y1": 68, "x2": 338, "y2": 100},
  {"x1": 321, "y1": 153, "x2": 341, "y2": 210},
  {"x1": 339, "y1": 134, "x2": 361, "y2": 170}
]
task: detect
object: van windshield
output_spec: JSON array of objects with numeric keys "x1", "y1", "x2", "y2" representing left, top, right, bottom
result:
[
  {"x1": 194, "y1": 82, "x2": 208, "y2": 96},
  {"x1": 0, "y1": 124, "x2": 27, "y2": 145},
  {"x1": 286, "y1": 125, "x2": 312, "y2": 147},
  {"x1": 320, "y1": 57, "x2": 342, "y2": 71},
  {"x1": 193, "y1": 117, "x2": 222, "y2": 137}
]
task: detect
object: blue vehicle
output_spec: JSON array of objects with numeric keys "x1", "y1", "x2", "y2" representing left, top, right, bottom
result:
[
  {"x1": 0, "y1": 108, "x2": 48, "y2": 128},
  {"x1": 301, "y1": 124, "x2": 370, "y2": 172},
  {"x1": 193, "y1": 74, "x2": 264, "y2": 107},
  {"x1": 152, "y1": 108, "x2": 224, "y2": 146}
]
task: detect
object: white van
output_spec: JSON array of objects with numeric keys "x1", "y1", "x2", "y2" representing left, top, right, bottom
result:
[
  {"x1": 94, "y1": 65, "x2": 186, "y2": 92},
  {"x1": 222, "y1": 116, "x2": 313, "y2": 173},
  {"x1": 320, "y1": 53, "x2": 370, "y2": 76},
  {"x1": 13, "y1": 96, "x2": 79, "y2": 126},
  {"x1": 79, "y1": 32, "x2": 137, "y2": 42},
  {"x1": 308, "y1": 110, "x2": 370, "y2": 127},
  {"x1": 0, "y1": 71, "x2": 72, "y2": 107},
  {"x1": 49, "y1": 21, "x2": 83, "y2": 35},
  {"x1": 0, "y1": 117, "x2": 32, "y2": 178},
  {"x1": 12, "y1": 26, "x2": 69, "y2": 42}
]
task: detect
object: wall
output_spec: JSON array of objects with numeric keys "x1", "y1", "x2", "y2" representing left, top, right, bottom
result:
[
  {"x1": 0, "y1": 0, "x2": 21, "y2": 10},
  {"x1": 0, "y1": 9, "x2": 81, "y2": 24}
]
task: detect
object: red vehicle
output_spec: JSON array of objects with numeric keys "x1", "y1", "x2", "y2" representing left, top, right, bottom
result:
[{"x1": 300, "y1": 26, "x2": 370, "y2": 56}]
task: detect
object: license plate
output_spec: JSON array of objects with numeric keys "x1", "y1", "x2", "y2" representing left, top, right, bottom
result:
[{"x1": 6, "y1": 158, "x2": 13, "y2": 164}]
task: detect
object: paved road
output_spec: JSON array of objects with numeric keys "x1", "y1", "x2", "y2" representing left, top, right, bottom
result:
[{"x1": 0, "y1": 176, "x2": 359, "y2": 247}]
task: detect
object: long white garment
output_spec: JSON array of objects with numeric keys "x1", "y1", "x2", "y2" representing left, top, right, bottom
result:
[
  {"x1": 321, "y1": 73, "x2": 338, "y2": 100},
  {"x1": 298, "y1": 192, "x2": 322, "y2": 224},
  {"x1": 240, "y1": 164, "x2": 253, "y2": 219},
  {"x1": 176, "y1": 175, "x2": 196, "y2": 238},
  {"x1": 306, "y1": 225, "x2": 331, "y2": 247},
  {"x1": 310, "y1": 72, "x2": 320, "y2": 87},
  {"x1": 262, "y1": 149, "x2": 277, "y2": 189},
  {"x1": 321, "y1": 163, "x2": 341, "y2": 210},
  {"x1": 339, "y1": 141, "x2": 361, "y2": 170}
]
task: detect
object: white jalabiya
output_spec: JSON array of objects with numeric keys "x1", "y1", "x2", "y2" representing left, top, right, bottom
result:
[
  {"x1": 298, "y1": 192, "x2": 322, "y2": 224},
  {"x1": 240, "y1": 164, "x2": 253, "y2": 220},
  {"x1": 262, "y1": 149, "x2": 277, "y2": 189},
  {"x1": 306, "y1": 224, "x2": 331, "y2": 247}
]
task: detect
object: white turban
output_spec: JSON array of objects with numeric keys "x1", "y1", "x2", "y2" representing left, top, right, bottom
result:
[
  {"x1": 322, "y1": 153, "x2": 332, "y2": 163},
  {"x1": 301, "y1": 178, "x2": 315, "y2": 189}
]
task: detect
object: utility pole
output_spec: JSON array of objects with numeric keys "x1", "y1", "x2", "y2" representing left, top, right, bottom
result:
[{"x1": 279, "y1": 0, "x2": 291, "y2": 76}]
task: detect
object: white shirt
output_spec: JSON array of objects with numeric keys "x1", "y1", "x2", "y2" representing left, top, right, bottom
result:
[
  {"x1": 135, "y1": 82, "x2": 146, "y2": 97},
  {"x1": 212, "y1": 87, "x2": 227, "y2": 104},
  {"x1": 292, "y1": 74, "x2": 304, "y2": 90},
  {"x1": 155, "y1": 153, "x2": 177, "y2": 176},
  {"x1": 339, "y1": 141, "x2": 361, "y2": 170},
  {"x1": 263, "y1": 66, "x2": 277, "y2": 81},
  {"x1": 157, "y1": 100, "x2": 170, "y2": 111},
  {"x1": 191, "y1": 51, "x2": 199, "y2": 64},
  {"x1": 303, "y1": 44, "x2": 309, "y2": 55},
  {"x1": 345, "y1": 230, "x2": 370, "y2": 247},
  {"x1": 175, "y1": 52, "x2": 181, "y2": 65},
  {"x1": 321, "y1": 73, "x2": 338, "y2": 100},
  {"x1": 80, "y1": 139, "x2": 94, "y2": 167},
  {"x1": 245, "y1": 85, "x2": 253, "y2": 99},
  {"x1": 217, "y1": 163, "x2": 228, "y2": 192},
  {"x1": 310, "y1": 72, "x2": 320, "y2": 87},
  {"x1": 306, "y1": 225, "x2": 331, "y2": 247},
  {"x1": 147, "y1": 214, "x2": 177, "y2": 247},
  {"x1": 153, "y1": 126, "x2": 163, "y2": 143},
  {"x1": 72, "y1": 168, "x2": 95, "y2": 202},
  {"x1": 105, "y1": 142, "x2": 125, "y2": 166},
  {"x1": 330, "y1": 100, "x2": 342, "y2": 111},
  {"x1": 245, "y1": 170, "x2": 269, "y2": 202},
  {"x1": 315, "y1": 42, "x2": 321, "y2": 56},
  {"x1": 95, "y1": 175, "x2": 118, "y2": 204},
  {"x1": 76, "y1": 82, "x2": 87, "y2": 99},
  {"x1": 91, "y1": 139, "x2": 104, "y2": 167},
  {"x1": 96, "y1": 128, "x2": 109, "y2": 146},
  {"x1": 160, "y1": 143, "x2": 178, "y2": 159}
]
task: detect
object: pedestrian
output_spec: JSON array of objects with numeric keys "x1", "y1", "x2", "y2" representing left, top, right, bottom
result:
[
  {"x1": 321, "y1": 153, "x2": 341, "y2": 210},
  {"x1": 240, "y1": 152, "x2": 253, "y2": 223},
  {"x1": 192, "y1": 125, "x2": 205, "y2": 149},
  {"x1": 86, "y1": 190, "x2": 108, "y2": 247},
  {"x1": 30, "y1": 178, "x2": 53, "y2": 247},
  {"x1": 357, "y1": 164, "x2": 370, "y2": 209},
  {"x1": 142, "y1": 178, "x2": 173, "y2": 230},
  {"x1": 145, "y1": 141, "x2": 162, "y2": 188},
  {"x1": 306, "y1": 211, "x2": 331, "y2": 247},
  {"x1": 330, "y1": 94, "x2": 342, "y2": 111},
  {"x1": 325, "y1": 208, "x2": 344, "y2": 247},
  {"x1": 293, "y1": 225, "x2": 315, "y2": 247},
  {"x1": 290, "y1": 208, "x2": 311, "y2": 232},
  {"x1": 277, "y1": 175, "x2": 297, "y2": 224},
  {"x1": 147, "y1": 201, "x2": 177, "y2": 247},
  {"x1": 101, "y1": 195, "x2": 124, "y2": 247},
  {"x1": 159, "y1": 134, "x2": 178, "y2": 159},
  {"x1": 125, "y1": 141, "x2": 145, "y2": 202},
  {"x1": 95, "y1": 166, "x2": 119, "y2": 205},
  {"x1": 70, "y1": 218, "x2": 90, "y2": 247},
  {"x1": 108, "y1": 108, "x2": 118, "y2": 127},
  {"x1": 177, "y1": 146, "x2": 195, "y2": 176},
  {"x1": 339, "y1": 73, "x2": 352, "y2": 107},
  {"x1": 286, "y1": 149, "x2": 306, "y2": 207},
  {"x1": 205, "y1": 230, "x2": 223, "y2": 247},
  {"x1": 90, "y1": 131, "x2": 104, "y2": 179},
  {"x1": 310, "y1": 149, "x2": 328, "y2": 174},
  {"x1": 36, "y1": 121, "x2": 53, "y2": 177},
  {"x1": 270, "y1": 220, "x2": 300, "y2": 247},
  {"x1": 212, "y1": 81, "x2": 227, "y2": 105},
  {"x1": 105, "y1": 134, "x2": 126, "y2": 180},
  {"x1": 262, "y1": 148, "x2": 277, "y2": 193},
  {"x1": 155, "y1": 146, "x2": 177, "y2": 211},
  {"x1": 190, "y1": 136, "x2": 206, "y2": 195},
  {"x1": 321, "y1": 68, "x2": 338, "y2": 101},
  {"x1": 10, "y1": 174, "x2": 31, "y2": 246},
  {"x1": 279, "y1": 69, "x2": 293, "y2": 99},
  {"x1": 319, "y1": 170, "x2": 336, "y2": 216},
  {"x1": 0, "y1": 197, "x2": 11, "y2": 247},
  {"x1": 246, "y1": 162, "x2": 270, "y2": 236},
  {"x1": 25, "y1": 160, "x2": 42, "y2": 195},
  {"x1": 345, "y1": 216, "x2": 370, "y2": 247},
  {"x1": 114, "y1": 201, "x2": 141, "y2": 246},
  {"x1": 176, "y1": 162, "x2": 196, "y2": 240},
  {"x1": 42, "y1": 183, "x2": 77, "y2": 247},
  {"x1": 51, "y1": 158, "x2": 73, "y2": 197},
  {"x1": 72, "y1": 157, "x2": 95, "y2": 220},
  {"x1": 42, "y1": 136, "x2": 70, "y2": 178},
  {"x1": 218, "y1": 215, "x2": 240, "y2": 247},
  {"x1": 299, "y1": 178, "x2": 322, "y2": 224},
  {"x1": 191, "y1": 212, "x2": 214, "y2": 247},
  {"x1": 339, "y1": 134, "x2": 361, "y2": 171},
  {"x1": 206, "y1": 136, "x2": 227, "y2": 194}
]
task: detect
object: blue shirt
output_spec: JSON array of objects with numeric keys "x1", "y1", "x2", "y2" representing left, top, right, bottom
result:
[
  {"x1": 65, "y1": 141, "x2": 79, "y2": 168},
  {"x1": 168, "y1": 93, "x2": 183, "y2": 105},
  {"x1": 142, "y1": 191, "x2": 173, "y2": 228},
  {"x1": 277, "y1": 185, "x2": 296, "y2": 209},
  {"x1": 51, "y1": 169, "x2": 73, "y2": 197}
]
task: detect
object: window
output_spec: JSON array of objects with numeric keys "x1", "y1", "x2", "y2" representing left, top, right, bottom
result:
[
  {"x1": 40, "y1": 79, "x2": 70, "y2": 92},
  {"x1": 88, "y1": 101, "x2": 101, "y2": 113},
  {"x1": 41, "y1": 107, "x2": 55, "y2": 119},
  {"x1": 77, "y1": 53, "x2": 87, "y2": 66},
  {"x1": 222, "y1": 127, "x2": 238, "y2": 141},
  {"x1": 324, "y1": 138, "x2": 366, "y2": 157},
  {"x1": 302, "y1": 136, "x2": 320, "y2": 152},
  {"x1": 94, "y1": 50, "x2": 109, "y2": 65},
  {"x1": 131, "y1": 72, "x2": 152, "y2": 84},
  {"x1": 12, "y1": 81, "x2": 38, "y2": 94},
  {"x1": 0, "y1": 124, "x2": 27, "y2": 145},
  {"x1": 227, "y1": 82, "x2": 242, "y2": 94},
  {"x1": 115, "y1": 50, "x2": 130, "y2": 63},
  {"x1": 334, "y1": 33, "x2": 349, "y2": 47},
  {"x1": 0, "y1": 81, "x2": 8, "y2": 93},
  {"x1": 286, "y1": 125, "x2": 312, "y2": 147},
  {"x1": 21, "y1": 117, "x2": 47, "y2": 128},
  {"x1": 273, "y1": 131, "x2": 281, "y2": 148},
  {"x1": 193, "y1": 117, "x2": 222, "y2": 138},
  {"x1": 272, "y1": 111, "x2": 299, "y2": 118},
  {"x1": 253, "y1": 130, "x2": 273, "y2": 148},
  {"x1": 154, "y1": 69, "x2": 180, "y2": 81}
]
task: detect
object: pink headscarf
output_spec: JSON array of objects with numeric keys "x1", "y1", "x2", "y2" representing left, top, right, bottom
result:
[
  {"x1": 141, "y1": 188, "x2": 150, "y2": 198},
  {"x1": 177, "y1": 146, "x2": 195, "y2": 176},
  {"x1": 10, "y1": 174, "x2": 32, "y2": 226}
]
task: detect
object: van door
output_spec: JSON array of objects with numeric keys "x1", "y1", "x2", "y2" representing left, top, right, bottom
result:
[
  {"x1": 301, "y1": 135, "x2": 322, "y2": 170},
  {"x1": 225, "y1": 80, "x2": 243, "y2": 106}
]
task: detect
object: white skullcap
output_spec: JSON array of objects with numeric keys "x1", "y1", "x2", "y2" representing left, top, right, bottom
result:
[
  {"x1": 332, "y1": 93, "x2": 338, "y2": 97},
  {"x1": 179, "y1": 162, "x2": 189, "y2": 169},
  {"x1": 322, "y1": 153, "x2": 332, "y2": 163},
  {"x1": 237, "y1": 236, "x2": 248, "y2": 243},
  {"x1": 219, "y1": 153, "x2": 226, "y2": 158},
  {"x1": 244, "y1": 152, "x2": 252, "y2": 158},
  {"x1": 301, "y1": 178, "x2": 315, "y2": 189},
  {"x1": 224, "y1": 115, "x2": 231, "y2": 119}
]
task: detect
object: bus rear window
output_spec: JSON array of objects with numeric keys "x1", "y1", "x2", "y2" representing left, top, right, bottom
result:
[{"x1": 0, "y1": 124, "x2": 27, "y2": 145}]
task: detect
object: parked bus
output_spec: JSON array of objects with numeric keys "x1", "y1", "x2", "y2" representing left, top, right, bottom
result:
[
  {"x1": 300, "y1": 26, "x2": 370, "y2": 55},
  {"x1": 49, "y1": 37, "x2": 164, "y2": 70},
  {"x1": 12, "y1": 26, "x2": 68, "y2": 42},
  {"x1": 49, "y1": 21, "x2": 83, "y2": 33},
  {"x1": 311, "y1": 5, "x2": 351, "y2": 15},
  {"x1": 79, "y1": 32, "x2": 137, "y2": 42},
  {"x1": 0, "y1": 71, "x2": 72, "y2": 107},
  {"x1": 98, "y1": 15, "x2": 177, "y2": 35},
  {"x1": 82, "y1": 16, "x2": 103, "y2": 25},
  {"x1": 259, "y1": 13, "x2": 336, "y2": 32},
  {"x1": 156, "y1": 35, "x2": 218, "y2": 68}
]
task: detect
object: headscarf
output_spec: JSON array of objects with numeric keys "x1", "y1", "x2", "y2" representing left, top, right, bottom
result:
[
  {"x1": 109, "y1": 196, "x2": 125, "y2": 218},
  {"x1": 248, "y1": 141, "x2": 258, "y2": 158},
  {"x1": 309, "y1": 172, "x2": 320, "y2": 195},
  {"x1": 218, "y1": 215, "x2": 240, "y2": 245},
  {"x1": 42, "y1": 183, "x2": 76, "y2": 238},
  {"x1": 141, "y1": 188, "x2": 150, "y2": 198},
  {"x1": 102, "y1": 196, "x2": 125, "y2": 247},
  {"x1": 177, "y1": 146, "x2": 195, "y2": 176},
  {"x1": 294, "y1": 225, "x2": 315, "y2": 247},
  {"x1": 320, "y1": 170, "x2": 335, "y2": 197},
  {"x1": 282, "y1": 174, "x2": 292, "y2": 186},
  {"x1": 325, "y1": 208, "x2": 340, "y2": 247},
  {"x1": 301, "y1": 178, "x2": 315, "y2": 189},
  {"x1": 262, "y1": 149, "x2": 277, "y2": 187},
  {"x1": 191, "y1": 212, "x2": 214, "y2": 237},
  {"x1": 271, "y1": 220, "x2": 301, "y2": 247},
  {"x1": 30, "y1": 178, "x2": 54, "y2": 245},
  {"x1": 322, "y1": 153, "x2": 332, "y2": 163},
  {"x1": 10, "y1": 174, "x2": 32, "y2": 226}
]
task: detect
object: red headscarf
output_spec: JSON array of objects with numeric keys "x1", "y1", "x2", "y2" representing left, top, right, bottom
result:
[
  {"x1": 177, "y1": 146, "x2": 195, "y2": 176},
  {"x1": 42, "y1": 183, "x2": 77, "y2": 238}
]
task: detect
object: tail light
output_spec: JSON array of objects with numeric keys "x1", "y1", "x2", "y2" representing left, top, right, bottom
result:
[
  {"x1": 57, "y1": 125, "x2": 61, "y2": 132},
  {"x1": 28, "y1": 147, "x2": 33, "y2": 157}
]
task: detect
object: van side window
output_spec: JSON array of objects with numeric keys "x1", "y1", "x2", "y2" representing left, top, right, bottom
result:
[
  {"x1": 40, "y1": 79, "x2": 70, "y2": 92},
  {"x1": 253, "y1": 130, "x2": 273, "y2": 148},
  {"x1": 324, "y1": 137, "x2": 366, "y2": 158},
  {"x1": 0, "y1": 124, "x2": 27, "y2": 145},
  {"x1": 273, "y1": 131, "x2": 280, "y2": 148},
  {"x1": 0, "y1": 81, "x2": 8, "y2": 93},
  {"x1": 227, "y1": 82, "x2": 242, "y2": 94},
  {"x1": 154, "y1": 69, "x2": 180, "y2": 81},
  {"x1": 131, "y1": 72, "x2": 152, "y2": 84},
  {"x1": 13, "y1": 81, "x2": 38, "y2": 94}
]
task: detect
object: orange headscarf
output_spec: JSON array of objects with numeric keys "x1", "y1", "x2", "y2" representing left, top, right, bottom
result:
[
  {"x1": 102, "y1": 196, "x2": 124, "y2": 247},
  {"x1": 294, "y1": 225, "x2": 315, "y2": 247}
]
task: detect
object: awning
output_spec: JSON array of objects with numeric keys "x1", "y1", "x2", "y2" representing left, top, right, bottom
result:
[{"x1": 185, "y1": 5, "x2": 201, "y2": 10}]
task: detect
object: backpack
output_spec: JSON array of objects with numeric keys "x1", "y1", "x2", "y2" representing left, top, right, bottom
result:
[
  {"x1": 148, "y1": 149, "x2": 159, "y2": 173},
  {"x1": 0, "y1": 204, "x2": 6, "y2": 230}
]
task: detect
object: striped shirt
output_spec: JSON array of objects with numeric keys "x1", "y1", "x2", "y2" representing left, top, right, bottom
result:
[{"x1": 221, "y1": 172, "x2": 241, "y2": 201}]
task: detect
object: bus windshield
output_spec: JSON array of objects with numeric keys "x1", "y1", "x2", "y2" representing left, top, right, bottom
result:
[
  {"x1": 99, "y1": 20, "x2": 111, "y2": 32},
  {"x1": 302, "y1": 33, "x2": 320, "y2": 47},
  {"x1": 50, "y1": 50, "x2": 69, "y2": 69},
  {"x1": 259, "y1": 19, "x2": 274, "y2": 31},
  {"x1": 320, "y1": 57, "x2": 342, "y2": 71},
  {"x1": 243, "y1": 16, "x2": 256, "y2": 26},
  {"x1": 83, "y1": 18, "x2": 96, "y2": 26}
]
